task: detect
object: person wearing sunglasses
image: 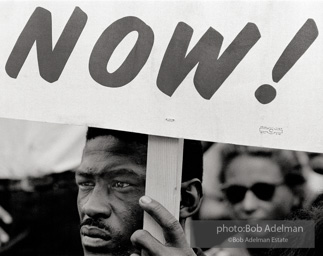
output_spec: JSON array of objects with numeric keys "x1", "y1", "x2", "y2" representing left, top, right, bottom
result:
[
  {"x1": 204, "y1": 145, "x2": 307, "y2": 256},
  {"x1": 218, "y1": 145, "x2": 306, "y2": 221}
]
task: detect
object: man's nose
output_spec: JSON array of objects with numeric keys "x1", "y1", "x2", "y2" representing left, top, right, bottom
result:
[
  {"x1": 241, "y1": 190, "x2": 258, "y2": 215},
  {"x1": 82, "y1": 186, "x2": 112, "y2": 219}
]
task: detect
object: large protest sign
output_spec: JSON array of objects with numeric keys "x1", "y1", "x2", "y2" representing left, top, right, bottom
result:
[
  {"x1": 1, "y1": 2, "x2": 323, "y2": 254},
  {"x1": 0, "y1": 0, "x2": 322, "y2": 152}
]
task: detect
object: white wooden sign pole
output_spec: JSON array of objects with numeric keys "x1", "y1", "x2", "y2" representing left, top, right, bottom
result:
[{"x1": 142, "y1": 135, "x2": 184, "y2": 255}]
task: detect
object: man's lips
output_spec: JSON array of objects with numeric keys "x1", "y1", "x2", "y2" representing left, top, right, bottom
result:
[{"x1": 81, "y1": 226, "x2": 111, "y2": 240}]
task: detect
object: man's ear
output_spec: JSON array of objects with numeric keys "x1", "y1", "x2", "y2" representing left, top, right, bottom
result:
[{"x1": 180, "y1": 178, "x2": 203, "y2": 219}]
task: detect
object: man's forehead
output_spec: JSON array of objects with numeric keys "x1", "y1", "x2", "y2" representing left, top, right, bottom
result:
[
  {"x1": 82, "y1": 135, "x2": 147, "y2": 167},
  {"x1": 77, "y1": 158, "x2": 146, "y2": 178},
  {"x1": 78, "y1": 136, "x2": 147, "y2": 177}
]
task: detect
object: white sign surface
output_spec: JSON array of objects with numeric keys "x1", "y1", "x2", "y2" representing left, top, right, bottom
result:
[{"x1": 0, "y1": 0, "x2": 322, "y2": 152}]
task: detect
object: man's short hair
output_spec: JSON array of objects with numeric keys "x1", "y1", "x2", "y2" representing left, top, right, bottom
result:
[
  {"x1": 86, "y1": 127, "x2": 203, "y2": 182},
  {"x1": 218, "y1": 145, "x2": 306, "y2": 186}
]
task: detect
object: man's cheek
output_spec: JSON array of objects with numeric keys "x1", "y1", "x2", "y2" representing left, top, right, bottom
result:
[
  {"x1": 77, "y1": 202, "x2": 83, "y2": 219},
  {"x1": 133, "y1": 204, "x2": 144, "y2": 228},
  {"x1": 77, "y1": 196, "x2": 87, "y2": 219},
  {"x1": 115, "y1": 187, "x2": 145, "y2": 202},
  {"x1": 122, "y1": 201, "x2": 144, "y2": 229}
]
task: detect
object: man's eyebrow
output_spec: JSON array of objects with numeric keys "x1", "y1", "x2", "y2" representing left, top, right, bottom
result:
[
  {"x1": 75, "y1": 170, "x2": 93, "y2": 178},
  {"x1": 75, "y1": 168, "x2": 145, "y2": 179},
  {"x1": 105, "y1": 168, "x2": 143, "y2": 179}
]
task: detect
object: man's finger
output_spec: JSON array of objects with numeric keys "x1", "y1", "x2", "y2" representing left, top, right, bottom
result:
[
  {"x1": 0, "y1": 206, "x2": 12, "y2": 224},
  {"x1": 0, "y1": 227, "x2": 9, "y2": 244},
  {"x1": 139, "y1": 196, "x2": 187, "y2": 247},
  {"x1": 131, "y1": 229, "x2": 164, "y2": 256}
]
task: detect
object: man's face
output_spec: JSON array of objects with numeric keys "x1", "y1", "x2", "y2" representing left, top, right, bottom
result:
[
  {"x1": 76, "y1": 136, "x2": 146, "y2": 256},
  {"x1": 223, "y1": 155, "x2": 297, "y2": 220}
]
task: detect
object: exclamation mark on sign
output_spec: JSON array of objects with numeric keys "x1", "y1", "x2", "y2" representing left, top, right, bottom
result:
[{"x1": 255, "y1": 19, "x2": 318, "y2": 104}]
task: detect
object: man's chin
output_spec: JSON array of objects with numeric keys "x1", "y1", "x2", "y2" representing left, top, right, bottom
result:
[{"x1": 82, "y1": 236, "x2": 134, "y2": 256}]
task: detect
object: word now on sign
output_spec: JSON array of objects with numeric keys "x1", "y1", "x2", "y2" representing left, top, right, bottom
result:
[{"x1": 6, "y1": 6, "x2": 318, "y2": 103}]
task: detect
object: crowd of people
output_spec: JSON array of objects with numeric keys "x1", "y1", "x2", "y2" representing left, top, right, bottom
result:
[{"x1": 0, "y1": 119, "x2": 322, "y2": 256}]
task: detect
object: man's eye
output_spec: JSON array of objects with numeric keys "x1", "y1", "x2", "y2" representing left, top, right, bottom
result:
[
  {"x1": 112, "y1": 181, "x2": 131, "y2": 189},
  {"x1": 78, "y1": 182, "x2": 94, "y2": 188}
]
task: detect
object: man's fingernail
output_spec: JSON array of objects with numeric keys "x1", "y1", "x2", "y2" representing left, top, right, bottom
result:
[
  {"x1": 130, "y1": 254, "x2": 140, "y2": 256},
  {"x1": 140, "y1": 196, "x2": 152, "y2": 204}
]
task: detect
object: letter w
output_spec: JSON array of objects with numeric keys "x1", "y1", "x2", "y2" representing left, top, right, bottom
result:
[
  {"x1": 157, "y1": 22, "x2": 261, "y2": 100},
  {"x1": 6, "y1": 7, "x2": 87, "y2": 82}
]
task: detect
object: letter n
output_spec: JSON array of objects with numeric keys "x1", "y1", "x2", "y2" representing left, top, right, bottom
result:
[{"x1": 5, "y1": 7, "x2": 87, "y2": 82}]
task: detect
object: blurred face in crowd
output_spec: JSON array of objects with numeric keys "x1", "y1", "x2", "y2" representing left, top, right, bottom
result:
[
  {"x1": 223, "y1": 155, "x2": 299, "y2": 220},
  {"x1": 76, "y1": 136, "x2": 146, "y2": 256}
]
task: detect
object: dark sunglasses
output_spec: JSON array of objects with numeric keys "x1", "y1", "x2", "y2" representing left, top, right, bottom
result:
[{"x1": 222, "y1": 182, "x2": 284, "y2": 204}]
